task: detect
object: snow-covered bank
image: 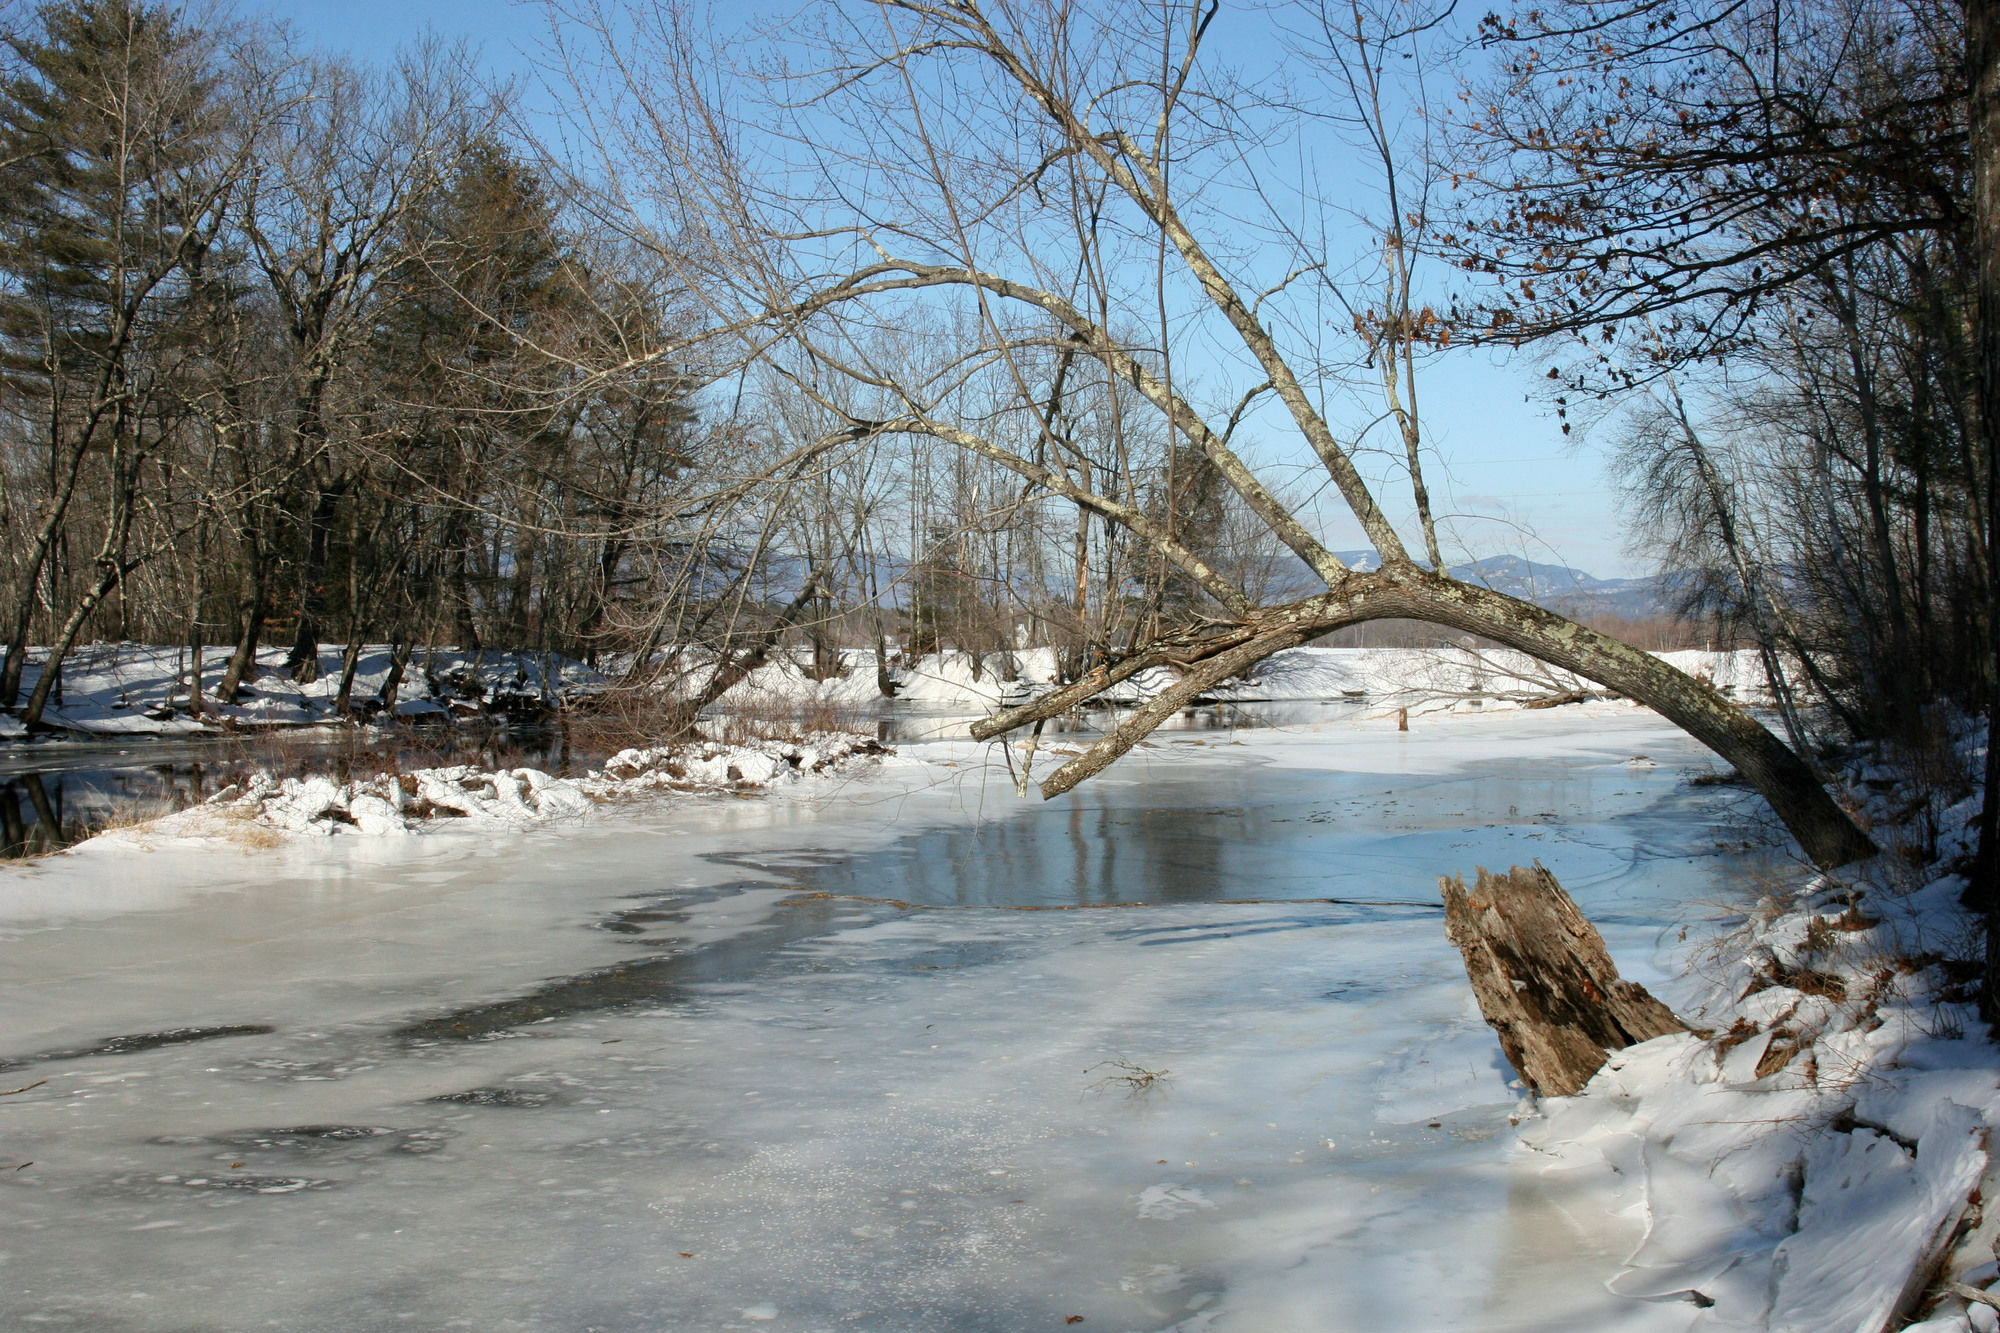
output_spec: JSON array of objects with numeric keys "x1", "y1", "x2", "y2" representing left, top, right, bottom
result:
[
  {"x1": 0, "y1": 642, "x2": 596, "y2": 738},
  {"x1": 1, "y1": 639, "x2": 1778, "y2": 739},
  {"x1": 86, "y1": 732, "x2": 890, "y2": 846},
  {"x1": 1517, "y1": 734, "x2": 2000, "y2": 1331}
]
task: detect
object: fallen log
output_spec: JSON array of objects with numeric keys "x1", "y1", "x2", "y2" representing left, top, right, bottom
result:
[{"x1": 1440, "y1": 862, "x2": 1686, "y2": 1096}]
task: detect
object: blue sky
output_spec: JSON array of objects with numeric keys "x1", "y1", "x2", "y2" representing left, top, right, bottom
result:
[
  {"x1": 258, "y1": 1, "x2": 1638, "y2": 578},
  {"x1": 270, "y1": 0, "x2": 546, "y2": 64}
]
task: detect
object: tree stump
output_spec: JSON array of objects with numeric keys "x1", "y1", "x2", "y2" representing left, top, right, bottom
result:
[{"x1": 1439, "y1": 862, "x2": 1686, "y2": 1096}]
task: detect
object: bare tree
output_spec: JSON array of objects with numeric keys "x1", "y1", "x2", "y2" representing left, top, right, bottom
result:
[{"x1": 538, "y1": 0, "x2": 1872, "y2": 866}]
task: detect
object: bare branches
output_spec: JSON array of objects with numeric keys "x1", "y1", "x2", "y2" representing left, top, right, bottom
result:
[{"x1": 1036, "y1": 624, "x2": 1309, "y2": 796}]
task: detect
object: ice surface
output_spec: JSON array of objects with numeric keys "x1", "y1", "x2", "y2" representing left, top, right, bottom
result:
[{"x1": 0, "y1": 707, "x2": 1936, "y2": 1330}]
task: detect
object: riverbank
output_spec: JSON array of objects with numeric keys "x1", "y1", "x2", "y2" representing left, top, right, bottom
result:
[{"x1": 0, "y1": 641, "x2": 1778, "y2": 740}]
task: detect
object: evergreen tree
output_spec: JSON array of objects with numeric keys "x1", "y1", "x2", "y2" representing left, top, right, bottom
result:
[{"x1": 0, "y1": 0, "x2": 233, "y2": 716}]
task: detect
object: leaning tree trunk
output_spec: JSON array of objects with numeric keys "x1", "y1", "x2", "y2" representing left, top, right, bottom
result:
[
  {"x1": 23, "y1": 554, "x2": 135, "y2": 730},
  {"x1": 684, "y1": 572, "x2": 823, "y2": 719},
  {"x1": 979, "y1": 563, "x2": 1877, "y2": 870},
  {"x1": 1385, "y1": 569, "x2": 1877, "y2": 868}
]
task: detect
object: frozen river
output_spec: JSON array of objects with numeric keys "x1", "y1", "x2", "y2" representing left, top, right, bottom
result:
[{"x1": 0, "y1": 708, "x2": 1775, "y2": 1331}]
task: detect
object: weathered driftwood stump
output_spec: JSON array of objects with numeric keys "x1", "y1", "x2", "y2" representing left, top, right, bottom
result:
[{"x1": 1440, "y1": 862, "x2": 1686, "y2": 1096}]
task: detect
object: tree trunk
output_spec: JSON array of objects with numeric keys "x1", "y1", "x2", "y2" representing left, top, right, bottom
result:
[
  {"x1": 1441, "y1": 863, "x2": 1686, "y2": 1097},
  {"x1": 22, "y1": 452, "x2": 148, "y2": 729},
  {"x1": 334, "y1": 632, "x2": 365, "y2": 715},
  {"x1": 450, "y1": 539, "x2": 480, "y2": 651},
  {"x1": 379, "y1": 639, "x2": 412, "y2": 712},
  {"x1": 1411, "y1": 574, "x2": 1873, "y2": 866},
  {"x1": 22, "y1": 557, "x2": 129, "y2": 729},
  {"x1": 185, "y1": 515, "x2": 207, "y2": 718},
  {"x1": 685, "y1": 572, "x2": 822, "y2": 718},
  {"x1": 0, "y1": 461, "x2": 88, "y2": 709},
  {"x1": 1969, "y1": 0, "x2": 2000, "y2": 1022},
  {"x1": 217, "y1": 576, "x2": 267, "y2": 704},
  {"x1": 286, "y1": 479, "x2": 343, "y2": 684}
]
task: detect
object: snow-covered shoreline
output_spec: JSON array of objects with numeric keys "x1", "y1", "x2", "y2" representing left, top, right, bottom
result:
[
  {"x1": 0, "y1": 640, "x2": 1779, "y2": 741},
  {"x1": 83, "y1": 731, "x2": 892, "y2": 847},
  {"x1": 1485, "y1": 722, "x2": 2000, "y2": 1332}
]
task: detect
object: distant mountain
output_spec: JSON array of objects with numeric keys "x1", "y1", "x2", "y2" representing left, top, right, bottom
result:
[
  {"x1": 724, "y1": 546, "x2": 1680, "y2": 624},
  {"x1": 1331, "y1": 550, "x2": 1677, "y2": 622}
]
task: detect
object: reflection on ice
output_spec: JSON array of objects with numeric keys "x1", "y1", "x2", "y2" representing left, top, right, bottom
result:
[{"x1": 0, "y1": 709, "x2": 1769, "y2": 1330}]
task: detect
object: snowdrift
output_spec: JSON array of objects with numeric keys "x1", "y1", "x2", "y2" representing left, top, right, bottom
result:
[
  {"x1": 95, "y1": 733, "x2": 888, "y2": 846},
  {"x1": 1521, "y1": 733, "x2": 2000, "y2": 1330}
]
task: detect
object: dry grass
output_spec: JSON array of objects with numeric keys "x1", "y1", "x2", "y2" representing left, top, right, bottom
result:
[
  {"x1": 698, "y1": 697, "x2": 871, "y2": 747},
  {"x1": 218, "y1": 811, "x2": 288, "y2": 851},
  {"x1": 1675, "y1": 837, "x2": 1964, "y2": 1079},
  {"x1": 562, "y1": 686, "x2": 698, "y2": 755},
  {"x1": 567, "y1": 677, "x2": 876, "y2": 753}
]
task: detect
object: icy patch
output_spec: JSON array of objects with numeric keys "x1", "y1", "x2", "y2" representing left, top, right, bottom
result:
[{"x1": 1136, "y1": 1183, "x2": 1216, "y2": 1220}]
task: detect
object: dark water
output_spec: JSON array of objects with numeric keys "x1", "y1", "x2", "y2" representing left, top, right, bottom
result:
[{"x1": 717, "y1": 743, "x2": 1771, "y2": 917}]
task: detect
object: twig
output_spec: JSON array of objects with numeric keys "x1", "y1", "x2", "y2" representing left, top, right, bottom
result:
[
  {"x1": 1085, "y1": 1060, "x2": 1170, "y2": 1094},
  {"x1": 0, "y1": 1079, "x2": 48, "y2": 1097}
]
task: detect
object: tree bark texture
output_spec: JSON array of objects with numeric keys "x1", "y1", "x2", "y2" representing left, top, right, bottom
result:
[{"x1": 1440, "y1": 863, "x2": 1686, "y2": 1097}]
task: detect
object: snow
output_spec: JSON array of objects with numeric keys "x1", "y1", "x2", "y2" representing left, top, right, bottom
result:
[
  {"x1": 698, "y1": 644, "x2": 1781, "y2": 715},
  {"x1": 3, "y1": 639, "x2": 1780, "y2": 743},
  {"x1": 0, "y1": 642, "x2": 598, "y2": 738},
  {"x1": 66, "y1": 732, "x2": 889, "y2": 848},
  {"x1": 0, "y1": 703, "x2": 1993, "y2": 1329},
  {"x1": 1511, "y1": 724, "x2": 2000, "y2": 1331}
]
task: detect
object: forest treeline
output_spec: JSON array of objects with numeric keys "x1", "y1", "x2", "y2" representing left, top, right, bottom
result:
[
  {"x1": 0, "y1": 1, "x2": 716, "y2": 727},
  {"x1": 0, "y1": 0, "x2": 1310, "y2": 731},
  {"x1": 0, "y1": 0, "x2": 1994, "y2": 869}
]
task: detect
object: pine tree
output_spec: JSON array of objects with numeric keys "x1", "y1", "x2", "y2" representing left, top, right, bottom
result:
[{"x1": 0, "y1": 0, "x2": 231, "y2": 718}]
